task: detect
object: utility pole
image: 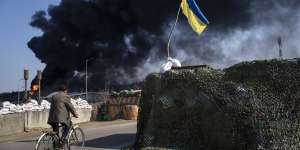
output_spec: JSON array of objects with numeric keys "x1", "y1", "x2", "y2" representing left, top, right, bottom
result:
[
  {"x1": 277, "y1": 37, "x2": 283, "y2": 59},
  {"x1": 85, "y1": 59, "x2": 88, "y2": 100}
]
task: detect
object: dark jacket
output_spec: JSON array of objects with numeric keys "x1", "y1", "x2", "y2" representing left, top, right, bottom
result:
[{"x1": 47, "y1": 91, "x2": 78, "y2": 126}]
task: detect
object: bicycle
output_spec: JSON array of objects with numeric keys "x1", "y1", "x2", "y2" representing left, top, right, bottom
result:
[{"x1": 35, "y1": 121, "x2": 85, "y2": 150}]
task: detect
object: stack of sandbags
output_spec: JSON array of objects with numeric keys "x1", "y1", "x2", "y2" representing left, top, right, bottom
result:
[
  {"x1": 2, "y1": 101, "x2": 12, "y2": 108},
  {"x1": 0, "y1": 101, "x2": 13, "y2": 115},
  {"x1": 14, "y1": 105, "x2": 24, "y2": 113},
  {"x1": 0, "y1": 96, "x2": 92, "y2": 115},
  {"x1": 1, "y1": 101, "x2": 14, "y2": 114},
  {"x1": 71, "y1": 98, "x2": 92, "y2": 109},
  {"x1": 46, "y1": 93, "x2": 92, "y2": 109},
  {"x1": 0, "y1": 99, "x2": 52, "y2": 115},
  {"x1": 40, "y1": 100, "x2": 51, "y2": 109},
  {"x1": 136, "y1": 58, "x2": 300, "y2": 150},
  {"x1": 0, "y1": 101, "x2": 24, "y2": 114},
  {"x1": 22, "y1": 99, "x2": 44, "y2": 111},
  {"x1": 0, "y1": 108, "x2": 12, "y2": 115}
]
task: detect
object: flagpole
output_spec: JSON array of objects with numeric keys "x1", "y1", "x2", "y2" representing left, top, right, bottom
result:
[{"x1": 167, "y1": 3, "x2": 181, "y2": 59}]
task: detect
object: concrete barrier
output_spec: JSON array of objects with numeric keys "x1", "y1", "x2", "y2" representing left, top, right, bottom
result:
[
  {"x1": 72, "y1": 108, "x2": 92, "y2": 124},
  {"x1": 25, "y1": 108, "x2": 92, "y2": 130},
  {"x1": 25, "y1": 110, "x2": 50, "y2": 130},
  {"x1": 0, "y1": 108, "x2": 92, "y2": 136},
  {"x1": 0, "y1": 113, "x2": 25, "y2": 136}
]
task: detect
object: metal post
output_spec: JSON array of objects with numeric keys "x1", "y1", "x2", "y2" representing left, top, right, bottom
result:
[
  {"x1": 17, "y1": 79, "x2": 23, "y2": 105},
  {"x1": 85, "y1": 59, "x2": 88, "y2": 100},
  {"x1": 24, "y1": 69, "x2": 29, "y2": 101},
  {"x1": 37, "y1": 70, "x2": 42, "y2": 103},
  {"x1": 38, "y1": 80, "x2": 41, "y2": 102}
]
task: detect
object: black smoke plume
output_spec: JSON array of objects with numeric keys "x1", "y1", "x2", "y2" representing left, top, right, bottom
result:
[{"x1": 28, "y1": 0, "x2": 300, "y2": 92}]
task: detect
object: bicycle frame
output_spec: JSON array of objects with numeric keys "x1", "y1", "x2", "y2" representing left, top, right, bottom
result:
[{"x1": 35, "y1": 123, "x2": 84, "y2": 150}]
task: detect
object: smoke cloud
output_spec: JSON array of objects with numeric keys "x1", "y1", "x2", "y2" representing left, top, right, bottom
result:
[
  {"x1": 27, "y1": 0, "x2": 300, "y2": 92},
  {"x1": 164, "y1": 0, "x2": 300, "y2": 69}
]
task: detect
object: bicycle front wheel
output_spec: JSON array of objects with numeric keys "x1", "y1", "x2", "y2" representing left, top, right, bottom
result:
[
  {"x1": 67, "y1": 127, "x2": 85, "y2": 150},
  {"x1": 35, "y1": 132, "x2": 59, "y2": 150}
]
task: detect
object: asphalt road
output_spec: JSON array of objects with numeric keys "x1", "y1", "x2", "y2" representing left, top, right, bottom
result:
[{"x1": 0, "y1": 120, "x2": 137, "y2": 150}]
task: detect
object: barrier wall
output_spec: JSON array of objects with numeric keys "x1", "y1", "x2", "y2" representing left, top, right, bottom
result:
[
  {"x1": 0, "y1": 108, "x2": 92, "y2": 136},
  {"x1": 72, "y1": 109, "x2": 92, "y2": 124},
  {"x1": 25, "y1": 108, "x2": 92, "y2": 130},
  {"x1": 0, "y1": 113, "x2": 25, "y2": 136},
  {"x1": 25, "y1": 110, "x2": 50, "y2": 130}
]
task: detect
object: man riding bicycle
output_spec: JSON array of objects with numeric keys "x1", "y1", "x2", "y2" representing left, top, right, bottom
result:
[{"x1": 47, "y1": 85, "x2": 79, "y2": 143}]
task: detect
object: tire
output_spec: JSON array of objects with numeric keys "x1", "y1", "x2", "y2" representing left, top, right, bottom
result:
[
  {"x1": 67, "y1": 127, "x2": 85, "y2": 150},
  {"x1": 35, "y1": 132, "x2": 59, "y2": 150}
]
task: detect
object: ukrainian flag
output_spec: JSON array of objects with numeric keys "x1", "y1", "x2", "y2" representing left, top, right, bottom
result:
[{"x1": 181, "y1": 0, "x2": 209, "y2": 34}]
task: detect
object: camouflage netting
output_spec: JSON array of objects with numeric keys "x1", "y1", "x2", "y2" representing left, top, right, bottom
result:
[{"x1": 135, "y1": 58, "x2": 300, "y2": 150}]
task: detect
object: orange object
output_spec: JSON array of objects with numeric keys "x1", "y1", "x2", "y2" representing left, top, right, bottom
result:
[
  {"x1": 32, "y1": 85, "x2": 39, "y2": 91},
  {"x1": 108, "y1": 104, "x2": 120, "y2": 120},
  {"x1": 122, "y1": 105, "x2": 139, "y2": 120}
]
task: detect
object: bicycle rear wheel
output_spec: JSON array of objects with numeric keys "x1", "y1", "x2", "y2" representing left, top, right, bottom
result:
[
  {"x1": 35, "y1": 132, "x2": 59, "y2": 150},
  {"x1": 67, "y1": 127, "x2": 85, "y2": 150}
]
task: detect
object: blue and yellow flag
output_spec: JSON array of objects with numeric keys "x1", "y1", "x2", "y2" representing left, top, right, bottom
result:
[{"x1": 181, "y1": 0, "x2": 209, "y2": 34}]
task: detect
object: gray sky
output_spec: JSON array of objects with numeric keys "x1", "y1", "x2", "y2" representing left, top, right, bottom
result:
[{"x1": 0, "y1": 0, "x2": 60, "y2": 92}]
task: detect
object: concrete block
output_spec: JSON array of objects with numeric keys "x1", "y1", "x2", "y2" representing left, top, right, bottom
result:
[
  {"x1": 0, "y1": 108, "x2": 92, "y2": 136},
  {"x1": 25, "y1": 110, "x2": 50, "y2": 130},
  {"x1": 72, "y1": 108, "x2": 92, "y2": 124},
  {"x1": 0, "y1": 113, "x2": 25, "y2": 136}
]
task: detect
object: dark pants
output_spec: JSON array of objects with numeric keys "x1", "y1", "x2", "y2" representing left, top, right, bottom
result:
[{"x1": 50, "y1": 122, "x2": 70, "y2": 140}]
